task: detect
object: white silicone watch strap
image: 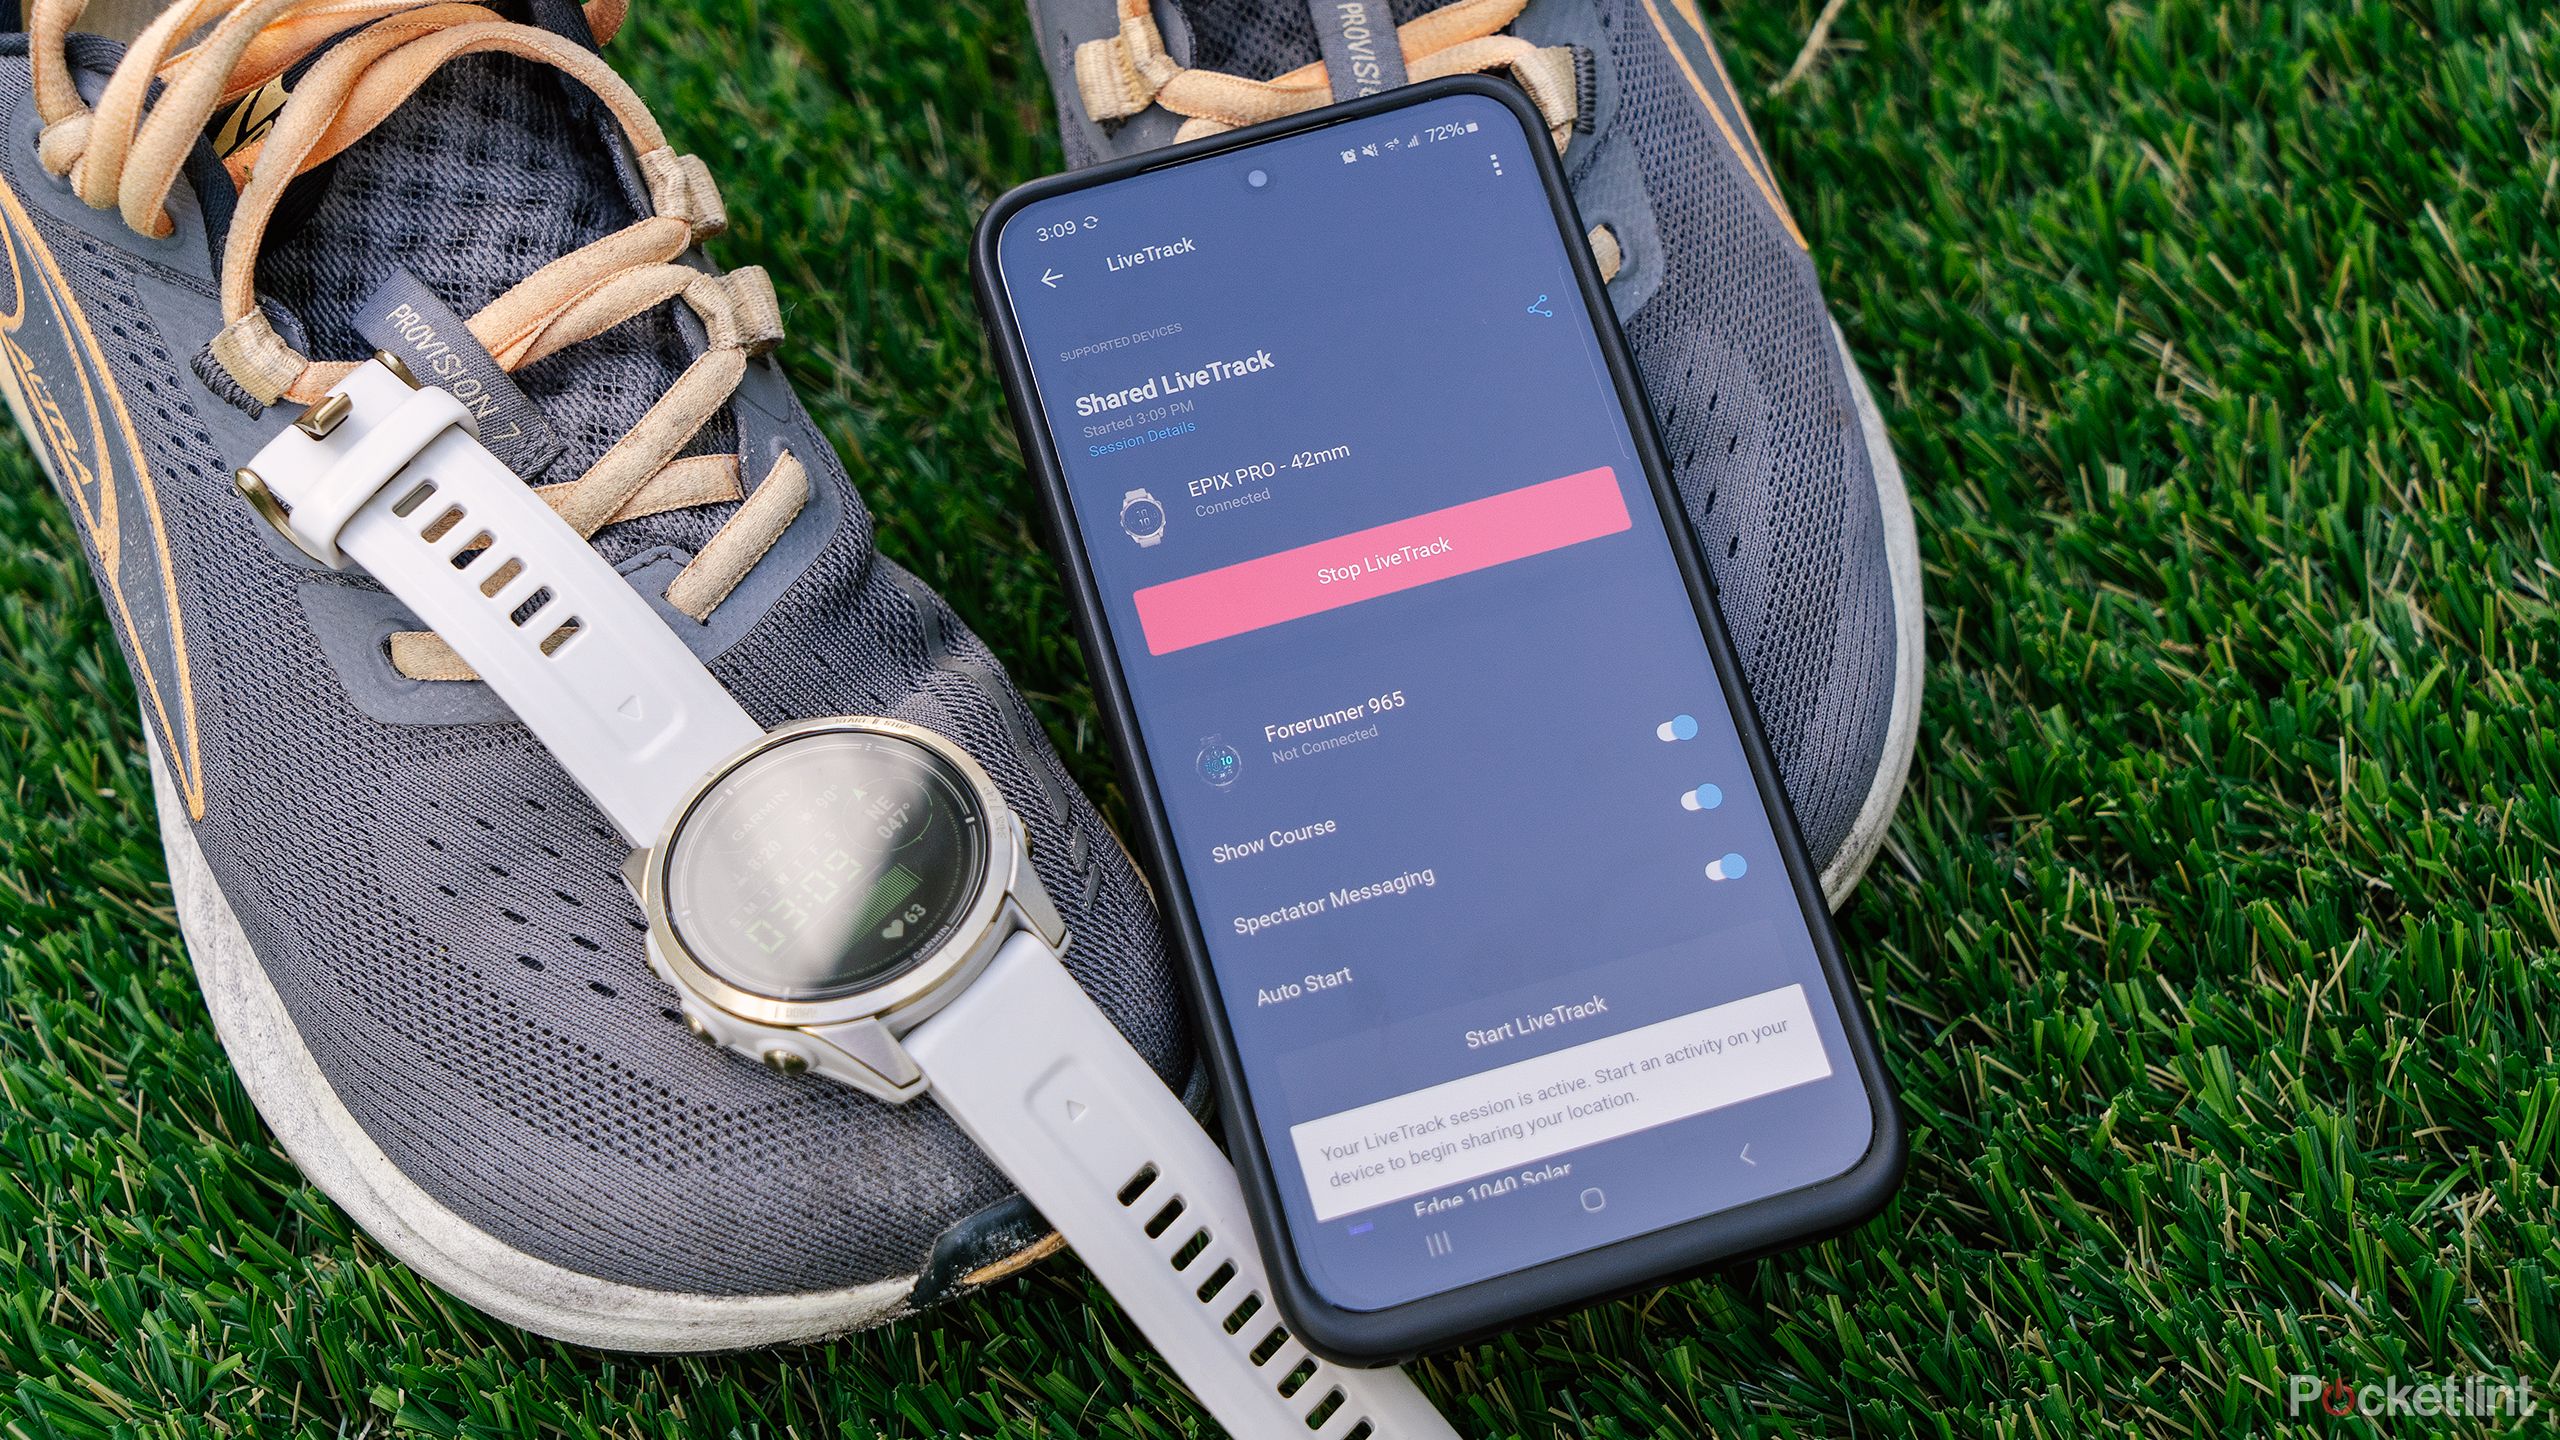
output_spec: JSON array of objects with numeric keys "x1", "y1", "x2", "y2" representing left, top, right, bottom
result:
[
  {"x1": 910, "y1": 932, "x2": 1459, "y2": 1440},
  {"x1": 241, "y1": 359, "x2": 764, "y2": 842},
  {"x1": 248, "y1": 364, "x2": 1457, "y2": 1433}
]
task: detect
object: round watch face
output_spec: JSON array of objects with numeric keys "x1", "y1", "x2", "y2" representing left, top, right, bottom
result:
[
  {"x1": 1196, "y1": 737, "x2": 1240, "y2": 787},
  {"x1": 662, "y1": 730, "x2": 989, "y2": 1002},
  {"x1": 1122, "y1": 497, "x2": 1166, "y2": 538}
]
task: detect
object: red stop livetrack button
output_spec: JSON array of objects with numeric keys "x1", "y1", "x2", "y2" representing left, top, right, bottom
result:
[{"x1": 1130, "y1": 466, "x2": 1632, "y2": 655}]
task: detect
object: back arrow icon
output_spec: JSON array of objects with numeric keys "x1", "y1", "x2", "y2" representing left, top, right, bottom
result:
[
  {"x1": 1739, "y1": 1143, "x2": 1756, "y2": 1166},
  {"x1": 1040, "y1": 268, "x2": 1062, "y2": 288}
]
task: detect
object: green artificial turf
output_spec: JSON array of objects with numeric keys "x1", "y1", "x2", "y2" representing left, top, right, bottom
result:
[{"x1": 5, "y1": 0, "x2": 2558, "y2": 1435}]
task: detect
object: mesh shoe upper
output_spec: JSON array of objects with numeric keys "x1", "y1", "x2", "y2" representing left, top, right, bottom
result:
[
  {"x1": 1039, "y1": 0, "x2": 1904, "y2": 876},
  {"x1": 1590, "y1": 0, "x2": 1897, "y2": 868},
  {"x1": 0, "y1": 5, "x2": 1188, "y2": 1300}
]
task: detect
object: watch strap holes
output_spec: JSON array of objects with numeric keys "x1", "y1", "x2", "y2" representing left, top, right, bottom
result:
[
  {"x1": 1116, "y1": 1163, "x2": 1159, "y2": 1207},
  {"x1": 387, "y1": 483, "x2": 590, "y2": 662},
  {"x1": 1104, "y1": 1146, "x2": 1390, "y2": 1434},
  {"x1": 391, "y1": 479, "x2": 438, "y2": 517},
  {"x1": 1193, "y1": 1258, "x2": 1236, "y2": 1302}
]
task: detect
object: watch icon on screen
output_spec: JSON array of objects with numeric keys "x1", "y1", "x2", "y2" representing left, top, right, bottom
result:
[
  {"x1": 1196, "y1": 737, "x2": 1240, "y2": 788},
  {"x1": 1120, "y1": 488, "x2": 1168, "y2": 547}
]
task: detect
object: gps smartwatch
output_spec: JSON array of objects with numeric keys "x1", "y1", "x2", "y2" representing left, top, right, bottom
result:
[
  {"x1": 234, "y1": 357, "x2": 1456, "y2": 1439},
  {"x1": 1120, "y1": 486, "x2": 1167, "y2": 546}
]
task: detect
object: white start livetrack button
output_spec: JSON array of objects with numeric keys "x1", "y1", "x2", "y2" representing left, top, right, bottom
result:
[{"x1": 1287, "y1": 984, "x2": 1832, "y2": 1221}]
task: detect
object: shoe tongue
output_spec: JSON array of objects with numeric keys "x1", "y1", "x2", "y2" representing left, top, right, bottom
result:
[
  {"x1": 1177, "y1": 0, "x2": 1446, "y2": 78},
  {"x1": 239, "y1": 10, "x2": 733, "y2": 561}
]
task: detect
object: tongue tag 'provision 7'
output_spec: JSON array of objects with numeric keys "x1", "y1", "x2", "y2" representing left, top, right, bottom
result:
[{"x1": 356, "y1": 266, "x2": 567, "y2": 477}]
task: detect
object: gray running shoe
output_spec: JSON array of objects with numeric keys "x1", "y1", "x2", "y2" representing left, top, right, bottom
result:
[
  {"x1": 0, "y1": 0, "x2": 1189, "y2": 1349},
  {"x1": 1028, "y1": 0, "x2": 1923, "y2": 902}
]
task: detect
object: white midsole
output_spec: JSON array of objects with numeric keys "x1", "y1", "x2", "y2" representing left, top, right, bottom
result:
[
  {"x1": 149, "y1": 739, "x2": 913, "y2": 1353},
  {"x1": 1820, "y1": 326, "x2": 1926, "y2": 909}
]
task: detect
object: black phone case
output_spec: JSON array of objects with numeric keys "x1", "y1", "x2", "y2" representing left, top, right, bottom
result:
[{"x1": 971, "y1": 75, "x2": 1906, "y2": 1365}]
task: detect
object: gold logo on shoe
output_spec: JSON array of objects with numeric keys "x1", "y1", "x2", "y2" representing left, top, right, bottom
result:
[
  {"x1": 208, "y1": 75, "x2": 290, "y2": 160},
  {"x1": 0, "y1": 180, "x2": 207, "y2": 817}
]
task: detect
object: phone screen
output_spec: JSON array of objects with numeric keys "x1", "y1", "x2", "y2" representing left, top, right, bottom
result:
[{"x1": 994, "y1": 90, "x2": 1876, "y2": 1312}]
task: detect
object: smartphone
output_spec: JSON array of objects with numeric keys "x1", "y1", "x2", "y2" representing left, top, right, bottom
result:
[{"x1": 973, "y1": 78, "x2": 1902, "y2": 1362}]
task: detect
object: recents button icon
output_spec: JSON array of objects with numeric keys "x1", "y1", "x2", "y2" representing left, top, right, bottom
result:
[{"x1": 1130, "y1": 467, "x2": 1632, "y2": 654}]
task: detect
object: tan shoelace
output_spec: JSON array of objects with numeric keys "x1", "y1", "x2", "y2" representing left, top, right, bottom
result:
[
  {"x1": 30, "y1": 0, "x2": 806, "y2": 679},
  {"x1": 1074, "y1": 0, "x2": 1582, "y2": 147},
  {"x1": 1071, "y1": 0, "x2": 1624, "y2": 276}
]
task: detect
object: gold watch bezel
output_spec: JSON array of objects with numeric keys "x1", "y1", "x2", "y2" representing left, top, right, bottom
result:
[{"x1": 640, "y1": 715, "x2": 1027, "y2": 1032}]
